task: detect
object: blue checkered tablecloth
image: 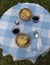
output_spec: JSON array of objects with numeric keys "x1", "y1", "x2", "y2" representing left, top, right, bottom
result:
[{"x1": 0, "y1": 3, "x2": 50, "y2": 63}]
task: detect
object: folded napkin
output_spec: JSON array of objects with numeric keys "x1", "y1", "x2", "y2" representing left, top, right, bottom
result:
[{"x1": 0, "y1": 3, "x2": 50, "y2": 63}]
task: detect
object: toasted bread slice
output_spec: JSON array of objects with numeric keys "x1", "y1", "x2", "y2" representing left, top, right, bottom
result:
[{"x1": 22, "y1": 9, "x2": 31, "y2": 17}]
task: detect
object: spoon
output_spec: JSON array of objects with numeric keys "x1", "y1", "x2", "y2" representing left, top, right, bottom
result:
[{"x1": 34, "y1": 31, "x2": 42, "y2": 51}]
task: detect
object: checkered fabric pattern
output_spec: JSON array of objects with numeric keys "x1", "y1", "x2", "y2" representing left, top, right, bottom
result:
[{"x1": 0, "y1": 3, "x2": 50, "y2": 63}]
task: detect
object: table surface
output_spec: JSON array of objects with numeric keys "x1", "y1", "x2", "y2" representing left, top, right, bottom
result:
[{"x1": 0, "y1": 3, "x2": 50, "y2": 61}]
